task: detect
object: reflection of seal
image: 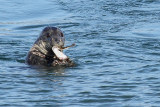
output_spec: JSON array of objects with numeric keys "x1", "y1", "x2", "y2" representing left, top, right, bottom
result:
[{"x1": 26, "y1": 27, "x2": 74, "y2": 67}]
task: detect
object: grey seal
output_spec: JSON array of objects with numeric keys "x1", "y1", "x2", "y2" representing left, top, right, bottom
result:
[{"x1": 26, "y1": 27, "x2": 75, "y2": 67}]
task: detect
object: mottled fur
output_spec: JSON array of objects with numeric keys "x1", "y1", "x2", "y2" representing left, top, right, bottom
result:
[{"x1": 26, "y1": 27, "x2": 74, "y2": 67}]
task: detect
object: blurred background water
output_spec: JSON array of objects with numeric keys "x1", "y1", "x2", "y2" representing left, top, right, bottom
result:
[{"x1": 0, "y1": 0, "x2": 160, "y2": 106}]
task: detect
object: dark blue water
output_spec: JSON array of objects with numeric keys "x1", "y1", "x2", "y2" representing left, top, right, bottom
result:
[{"x1": 1, "y1": 0, "x2": 160, "y2": 106}]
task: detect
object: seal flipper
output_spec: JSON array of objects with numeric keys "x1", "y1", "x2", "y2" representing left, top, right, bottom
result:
[
  {"x1": 52, "y1": 46, "x2": 75, "y2": 66},
  {"x1": 52, "y1": 58, "x2": 75, "y2": 67}
]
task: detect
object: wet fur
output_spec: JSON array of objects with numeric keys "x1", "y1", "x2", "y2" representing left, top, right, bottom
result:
[{"x1": 26, "y1": 27, "x2": 74, "y2": 67}]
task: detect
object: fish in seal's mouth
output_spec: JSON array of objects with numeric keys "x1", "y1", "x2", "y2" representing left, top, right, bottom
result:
[{"x1": 52, "y1": 43, "x2": 75, "y2": 60}]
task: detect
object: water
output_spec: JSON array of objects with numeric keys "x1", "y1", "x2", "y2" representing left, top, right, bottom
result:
[{"x1": 0, "y1": 0, "x2": 160, "y2": 106}]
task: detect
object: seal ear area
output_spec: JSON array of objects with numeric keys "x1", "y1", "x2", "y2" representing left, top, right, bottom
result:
[
  {"x1": 56, "y1": 28, "x2": 64, "y2": 37},
  {"x1": 46, "y1": 32, "x2": 51, "y2": 38}
]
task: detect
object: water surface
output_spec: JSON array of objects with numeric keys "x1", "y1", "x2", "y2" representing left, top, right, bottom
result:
[{"x1": 0, "y1": 0, "x2": 160, "y2": 106}]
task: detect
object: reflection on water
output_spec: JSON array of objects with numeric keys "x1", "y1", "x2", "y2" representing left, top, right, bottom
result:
[{"x1": 0, "y1": 0, "x2": 160, "y2": 106}]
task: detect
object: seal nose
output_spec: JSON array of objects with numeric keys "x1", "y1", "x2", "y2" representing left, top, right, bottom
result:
[{"x1": 59, "y1": 38, "x2": 64, "y2": 46}]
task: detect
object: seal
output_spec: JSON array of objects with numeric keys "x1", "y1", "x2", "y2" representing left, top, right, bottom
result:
[{"x1": 26, "y1": 26, "x2": 75, "y2": 67}]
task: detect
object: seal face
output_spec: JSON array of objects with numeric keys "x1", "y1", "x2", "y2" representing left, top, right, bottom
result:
[{"x1": 26, "y1": 27, "x2": 74, "y2": 67}]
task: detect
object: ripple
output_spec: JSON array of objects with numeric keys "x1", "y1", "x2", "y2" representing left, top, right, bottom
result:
[
  {"x1": 1, "y1": 0, "x2": 160, "y2": 106},
  {"x1": 14, "y1": 22, "x2": 80, "y2": 30},
  {"x1": 80, "y1": 98, "x2": 117, "y2": 103}
]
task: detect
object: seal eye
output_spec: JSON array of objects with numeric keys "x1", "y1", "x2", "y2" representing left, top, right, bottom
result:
[
  {"x1": 46, "y1": 33, "x2": 50, "y2": 38},
  {"x1": 60, "y1": 33, "x2": 64, "y2": 37}
]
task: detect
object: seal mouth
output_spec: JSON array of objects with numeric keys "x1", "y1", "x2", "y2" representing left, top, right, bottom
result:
[{"x1": 52, "y1": 43, "x2": 75, "y2": 60}]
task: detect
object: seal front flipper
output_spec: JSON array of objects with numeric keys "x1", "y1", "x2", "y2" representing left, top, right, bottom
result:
[
  {"x1": 51, "y1": 46, "x2": 75, "y2": 67},
  {"x1": 52, "y1": 57, "x2": 75, "y2": 67}
]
